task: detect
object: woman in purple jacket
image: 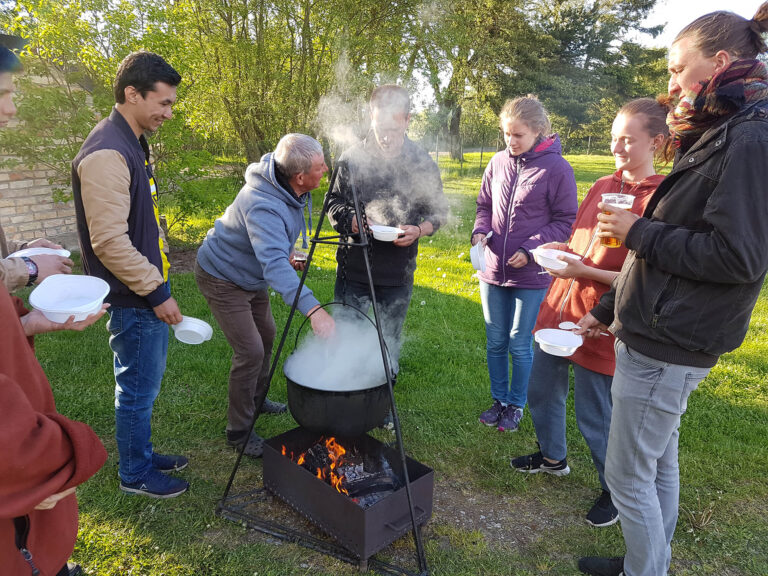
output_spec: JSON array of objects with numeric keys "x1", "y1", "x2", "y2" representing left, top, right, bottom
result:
[{"x1": 472, "y1": 96, "x2": 577, "y2": 432}]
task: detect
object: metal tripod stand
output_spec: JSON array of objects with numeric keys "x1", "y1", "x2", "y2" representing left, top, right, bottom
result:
[{"x1": 217, "y1": 163, "x2": 429, "y2": 575}]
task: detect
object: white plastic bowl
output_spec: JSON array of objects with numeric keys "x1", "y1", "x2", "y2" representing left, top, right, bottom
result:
[
  {"x1": 29, "y1": 274, "x2": 109, "y2": 323},
  {"x1": 470, "y1": 242, "x2": 486, "y2": 272},
  {"x1": 8, "y1": 247, "x2": 71, "y2": 258},
  {"x1": 173, "y1": 316, "x2": 213, "y2": 345},
  {"x1": 532, "y1": 247, "x2": 580, "y2": 271},
  {"x1": 370, "y1": 225, "x2": 404, "y2": 242},
  {"x1": 534, "y1": 328, "x2": 583, "y2": 357}
]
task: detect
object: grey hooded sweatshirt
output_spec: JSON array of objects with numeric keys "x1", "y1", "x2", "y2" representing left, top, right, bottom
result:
[{"x1": 196, "y1": 152, "x2": 319, "y2": 315}]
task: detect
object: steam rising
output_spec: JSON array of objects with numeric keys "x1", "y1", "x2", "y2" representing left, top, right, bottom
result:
[
  {"x1": 315, "y1": 52, "x2": 368, "y2": 152},
  {"x1": 284, "y1": 317, "x2": 389, "y2": 391}
]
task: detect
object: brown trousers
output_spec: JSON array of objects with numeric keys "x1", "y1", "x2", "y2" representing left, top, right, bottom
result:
[{"x1": 194, "y1": 261, "x2": 276, "y2": 437}]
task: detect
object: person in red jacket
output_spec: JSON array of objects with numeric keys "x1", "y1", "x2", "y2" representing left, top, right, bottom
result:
[
  {"x1": 0, "y1": 44, "x2": 108, "y2": 576},
  {"x1": 0, "y1": 282, "x2": 108, "y2": 576},
  {"x1": 510, "y1": 98, "x2": 670, "y2": 527}
]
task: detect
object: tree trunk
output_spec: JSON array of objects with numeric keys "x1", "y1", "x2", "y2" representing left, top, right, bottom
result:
[{"x1": 449, "y1": 104, "x2": 462, "y2": 161}]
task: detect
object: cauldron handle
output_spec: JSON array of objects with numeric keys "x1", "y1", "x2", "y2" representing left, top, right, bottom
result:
[{"x1": 293, "y1": 301, "x2": 391, "y2": 362}]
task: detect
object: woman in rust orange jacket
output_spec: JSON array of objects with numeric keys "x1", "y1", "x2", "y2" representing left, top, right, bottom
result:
[{"x1": 510, "y1": 98, "x2": 670, "y2": 528}]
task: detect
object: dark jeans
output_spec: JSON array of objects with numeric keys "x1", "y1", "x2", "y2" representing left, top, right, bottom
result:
[
  {"x1": 333, "y1": 277, "x2": 413, "y2": 374},
  {"x1": 195, "y1": 261, "x2": 276, "y2": 437}
]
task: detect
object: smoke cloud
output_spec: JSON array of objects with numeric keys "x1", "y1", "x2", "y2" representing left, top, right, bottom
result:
[{"x1": 283, "y1": 316, "x2": 390, "y2": 391}]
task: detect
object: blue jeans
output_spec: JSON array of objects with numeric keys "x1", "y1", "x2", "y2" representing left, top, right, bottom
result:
[
  {"x1": 334, "y1": 277, "x2": 413, "y2": 374},
  {"x1": 527, "y1": 346, "x2": 613, "y2": 489},
  {"x1": 107, "y1": 306, "x2": 169, "y2": 483},
  {"x1": 479, "y1": 281, "x2": 546, "y2": 408},
  {"x1": 606, "y1": 341, "x2": 710, "y2": 576}
]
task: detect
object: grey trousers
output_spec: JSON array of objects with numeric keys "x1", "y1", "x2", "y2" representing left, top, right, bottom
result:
[
  {"x1": 194, "y1": 261, "x2": 276, "y2": 438},
  {"x1": 606, "y1": 340, "x2": 710, "y2": 576}
]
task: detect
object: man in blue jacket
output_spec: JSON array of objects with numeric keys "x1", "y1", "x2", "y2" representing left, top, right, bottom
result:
[
  {"x1": 72, "y1": 51, "x2": 189, "y2": 498},
  {"x1": 195, "y1": 133, "x2": 335, "y2": 458}
]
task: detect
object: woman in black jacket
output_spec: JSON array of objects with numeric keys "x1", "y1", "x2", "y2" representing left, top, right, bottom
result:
[{"x1": 578, "y1": 4, "x2": 768, "y2": 576}]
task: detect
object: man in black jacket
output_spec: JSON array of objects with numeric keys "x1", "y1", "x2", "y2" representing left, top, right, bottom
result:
[
  {"x1": 577, "y1": 7, "x2": 768, "y2": 576},
  {"x1": 325, "y1": 85, "x2": 446, "y2": 374}
]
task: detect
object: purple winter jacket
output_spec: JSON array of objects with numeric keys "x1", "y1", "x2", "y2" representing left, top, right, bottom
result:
[{"x1": 472, "y1": 135, "x2": 577, "y2": 289}]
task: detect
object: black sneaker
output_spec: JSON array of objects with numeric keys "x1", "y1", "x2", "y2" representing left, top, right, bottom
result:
[
  {"x1": 586, "y1": 490, "x2": 619, "y2": 527},
  {"x1": 578, "y1": 556, "x2": 624, "y2": 576},
  {"x1": 260, "y1": 398, "x2": 287, "y2": 414},
  {"x1": 510, "y1": 451, "x2": 570, "y2": 476}
]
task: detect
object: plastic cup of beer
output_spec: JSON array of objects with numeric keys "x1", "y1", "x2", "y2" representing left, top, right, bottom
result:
[{"x1": 600, "y1": 193, "x2": 635, "y2": 248}]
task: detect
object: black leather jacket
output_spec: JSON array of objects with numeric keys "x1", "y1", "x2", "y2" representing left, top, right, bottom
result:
[{"x1": 592, "y1": 101, "x2": 768, "y2": 367}]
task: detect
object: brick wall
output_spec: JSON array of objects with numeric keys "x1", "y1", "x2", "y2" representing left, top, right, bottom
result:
[{"x1": 0, "y1": 165, "x2": 77, "y2": 246}]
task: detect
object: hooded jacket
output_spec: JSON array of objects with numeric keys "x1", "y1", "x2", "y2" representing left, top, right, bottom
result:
[
  {"x1": 0, "y1": 286, "x2": 107, "y2": 576},
  {"x1": 196, "y1": 153, "x2": 319, "y2": 315},
  {"x1": 534, "y1": 171, "x2": 662, "y2": 375},
  {"x1": 472, "y1": 135, "x2": 578, "y2": 289},
  {"x1": 591, "y1": 101, "x2": 768, "y2": 367}
]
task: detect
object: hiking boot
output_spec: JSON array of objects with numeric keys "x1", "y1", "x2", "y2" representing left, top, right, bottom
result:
[
  {"x1": 151, "y1": 452, "x2": 188, "y2": 473},
  {"x1": 120, "y1": 468, "x2": 189, "y2": 499},
  {"x1": 510, "y1": 451, "x2": 570, "y2": 476},
  {"x1": 227, "y1": 431, "x2": 265, "y2": 458},
  {"x1": 578, "y1": 556, "x2": 624, "y2": 576},
  {"x1": 497, "y1": 405, "x2": 524, "y2": 432},
  {"x1": 479, "y1": 400, "x2": 504, "y2": 426},
  {"x1": 586, "y1": 490, "x2": 619, "y2": 527},
  {"x1": 260, "y1": 398, "x2": 287, "y2": 414}
]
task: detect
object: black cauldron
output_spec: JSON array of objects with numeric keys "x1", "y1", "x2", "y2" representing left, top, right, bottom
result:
[
  {"x1": 284, "y1": 302, "x2": 393, "y2": 437},
  {"x1": 285, "y1": 370, "x2": 391, "y2": 437}
]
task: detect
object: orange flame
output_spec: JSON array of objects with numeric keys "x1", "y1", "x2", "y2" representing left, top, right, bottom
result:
[{"x1": 283, "y1": 437, "x2": 351, "y2": 495}]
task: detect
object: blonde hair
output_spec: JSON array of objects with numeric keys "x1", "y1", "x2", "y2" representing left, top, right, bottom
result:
[{"x1": 499, "y1": 95, "x2": 551, "y2": 138}]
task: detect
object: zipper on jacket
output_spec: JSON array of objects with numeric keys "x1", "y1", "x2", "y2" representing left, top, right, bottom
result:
[
  {"x1": 13, "y1": 515, "x2": 41, "y2": 576},
  {"x1": 502, "y1": 156, "x2": 522, "y2": 284}
]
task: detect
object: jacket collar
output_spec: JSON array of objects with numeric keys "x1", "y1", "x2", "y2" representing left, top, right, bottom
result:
[{"x1": 109, "y1": 107, "x2": 150, "y2": 160}]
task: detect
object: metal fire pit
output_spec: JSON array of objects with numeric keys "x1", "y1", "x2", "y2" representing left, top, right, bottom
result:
[{"x1": 263, "y1": 427, "x2": 434, "y2": 563}]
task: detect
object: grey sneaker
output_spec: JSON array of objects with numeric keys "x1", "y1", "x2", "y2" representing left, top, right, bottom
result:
[
  {"x1": 479, "y1": 400, "x2": 505, "y2": 426},
  {"x1": 260, "y1": 398, "x2": 287, "y2": 414},
  {"x1": 586, "y1": 490, "x2": 619, "y2": 527},
  {"x1": 497, "y1": 405, "x2": 523, "y2": 432}
]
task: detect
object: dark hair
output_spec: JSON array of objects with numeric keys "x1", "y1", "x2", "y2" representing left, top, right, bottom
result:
[
  {"x1": 113, "y1": 50, "x2": 181, "y2": 104},
  {"x1": 674, "y1": 3, "x2": 768, "y2": 59},
  {"x1": 370, "y1": 84, "x2": 410, "y2": 115},
  {"x1": 0, "y1": 46, "x2": 21, "y2": 74}
]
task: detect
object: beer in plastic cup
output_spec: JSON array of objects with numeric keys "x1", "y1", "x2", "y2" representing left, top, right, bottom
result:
[{"x1": 600, "y1": 193, "x2": 635, "y2": 248}]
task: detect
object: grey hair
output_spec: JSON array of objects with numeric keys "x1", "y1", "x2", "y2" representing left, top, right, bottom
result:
[{"x1": 274, "y1": 133, "x2": 323, "y2": 177}]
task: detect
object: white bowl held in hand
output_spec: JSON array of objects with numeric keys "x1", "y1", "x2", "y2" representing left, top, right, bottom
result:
[
  {"x1": 8, "y1": 247, "x2": 71, "y2": 258},
  {"x1": 370, "y1": 225, "x2": 404, "y2": 242},
  {"x1": 173, "y1": 316, "x2": 213, "y2": 344},
  {"x1": 29, "y1": 274, "x2": 109, "y2": 323},
  {"x1": 531, "y1": 247, "x2": 580, "y2": 271},
  {"x1": 534, "y1": 328, "x2": 583, "y2": 357},
  {"x1": 470, "y1": 242, "x2": 486, "y2": 272}
]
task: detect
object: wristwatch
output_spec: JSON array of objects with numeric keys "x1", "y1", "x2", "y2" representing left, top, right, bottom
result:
[{"x1": 21, "y1": 256, "x2": 38, "y2": 286}]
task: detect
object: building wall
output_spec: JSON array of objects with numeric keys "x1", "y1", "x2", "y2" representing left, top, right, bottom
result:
[{"x1": 0, "y1": 166, "x2": 77, "y2": 246}]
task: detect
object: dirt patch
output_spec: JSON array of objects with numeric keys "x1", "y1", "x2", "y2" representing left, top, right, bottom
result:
[{"x1": 169, "y1": 247, "x2": 199, "y2": 273}]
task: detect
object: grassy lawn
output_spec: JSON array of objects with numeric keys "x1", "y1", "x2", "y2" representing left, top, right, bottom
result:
[{"x1": 29, "y1": 152, "x2": 768, "y2": 575}]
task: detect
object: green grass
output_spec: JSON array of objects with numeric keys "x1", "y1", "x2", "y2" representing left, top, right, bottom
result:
[{"x1": 28, "y1": 153, "x2": 768, "y2": 575}]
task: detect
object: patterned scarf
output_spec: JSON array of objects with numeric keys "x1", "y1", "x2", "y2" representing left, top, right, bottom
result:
[{"x1": 666, "y1": 59, "x2": 768, "y2": 152}]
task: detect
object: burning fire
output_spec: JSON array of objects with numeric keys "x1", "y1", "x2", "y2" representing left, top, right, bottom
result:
[{"x1": 282, "y1": 437, "x2": 349, "y2": 495}]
